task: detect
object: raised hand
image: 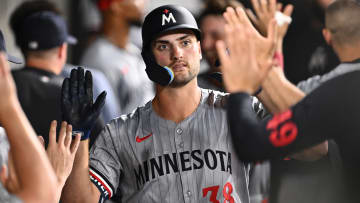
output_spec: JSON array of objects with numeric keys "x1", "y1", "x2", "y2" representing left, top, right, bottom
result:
[
  {"x1": 61, "y1": 67, "x2": 106, "y2": 140},
  {"x1": 246, "y1": 0, "x2": 277, "y2": 36},
  {"x1": 246, "y1": 0, "x2": 293, "y2": 51},
  {"x1": 0, "y1": 53, "x2": 18, "y2": 115},
  {"x1": 46, "y1": 121, "x2": 80, "y2": 186},
  {"x1": 226, "y1": 6, "x2": 277, "y2": 69},
  {"x1": 216, "y1": 7, "x2": 277, "y2": 94},
  {"x1": 38, "y1": 121, "x2": 81, "y2": 202},
  {"x1": 275, "y1": 3, "x2": 293, "y2": 42}
]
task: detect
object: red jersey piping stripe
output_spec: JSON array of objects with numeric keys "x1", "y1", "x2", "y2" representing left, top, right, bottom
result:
[{"x1": 89, "y1": 168, "x2": 113, "y2": 198}]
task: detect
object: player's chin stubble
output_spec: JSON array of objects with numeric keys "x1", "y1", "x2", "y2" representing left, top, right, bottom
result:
[{"x1": 169, "y1": 70, "x2": 198, "y2": 88}]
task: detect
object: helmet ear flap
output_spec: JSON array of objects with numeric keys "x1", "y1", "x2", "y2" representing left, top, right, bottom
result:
[{"x1": 141, "y1": 49, "x2": 174, "y2": 86}]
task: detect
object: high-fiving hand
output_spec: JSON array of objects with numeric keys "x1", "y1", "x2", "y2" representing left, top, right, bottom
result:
[
  {"x1": 43, "y1": 121, "x2": 80, "y2": 187},
  {"x1": 216, "y1": 7, "x2": 277, "y2": 94},
  {"x1": 246, "y1": 0, "x2": 293, "y2": 51},
  {"x1": 61, "y1": 67, "x2": 106, "y2": 140},
  {"x1": 38, "y1": 120, "x2": 81, "y2": 202},
  {"x1": 0, "y1": 53, "x2": 18, "y2": 116}
]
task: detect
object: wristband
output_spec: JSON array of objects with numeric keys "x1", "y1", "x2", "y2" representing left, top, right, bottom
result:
[
  {"x1": 273, "y1": 52, "x2": 284, "y2": 70},
  {"x1": 72, "y1": 130, "x2": 90, "y2": 141}
]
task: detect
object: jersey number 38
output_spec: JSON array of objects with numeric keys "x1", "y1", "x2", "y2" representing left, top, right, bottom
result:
[{"x1": 203, "y1": 182, "x2": 234, "y2": 203}]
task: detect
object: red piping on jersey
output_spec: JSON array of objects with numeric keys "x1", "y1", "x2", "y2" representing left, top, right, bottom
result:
[{"x1": 90, "y1": 170, "x2": 113, "y2": 198}]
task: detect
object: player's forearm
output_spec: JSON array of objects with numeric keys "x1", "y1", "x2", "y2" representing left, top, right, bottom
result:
[
  {"x1": 61, "y1": 140, "x2": 99, "y2": 203},
  {"x1": 276, "y1": 39, "x2": 283, "y2": 54},
  {"x1": 55, "y1": 179, "x2": 72, "y2": 203},
  {"x1": 257, "y1": 88, "x2": 282, "y2": 114},
  {"x1": 227, "y1": 93, "x2": 276, "y2": 161},
  {"x1": 259, "y1": 68, "x2": 305, "y2": 113},
  {"x1": 227, "y1": 92, "x2": 320, "y2": 161},
  {"x1": 259, "y1": 71, "x2": 328, "y2": 160},
  {"x1": 0, "y1": 102, "x2": 57, "y2": 202}
]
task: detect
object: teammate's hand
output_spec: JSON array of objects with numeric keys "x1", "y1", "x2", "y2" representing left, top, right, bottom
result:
[
  {"x1": 61, "y1": 67, "x2": 106, "y2": 140},
  {"x1": 246, "y1": 0, "x2": 277, "y2": 36},
  {"x1": 38, "y1": 121, "x2": 80, "y2": 202},
  {"x1": 216, "y1": 7, "x2": 277, "y2": 94},
  {"x1": 225, "y1": 6, "x2": 277, "y2": 72},
  {"x1": 246, "y1": 0, "x2": 293, "y2": 51},
  {"x1": 0, "y1": 53, "x2": 18, "y2": 116},
  {"x1": 45, "y1": 121, "x2": 80, "y2": 186}
]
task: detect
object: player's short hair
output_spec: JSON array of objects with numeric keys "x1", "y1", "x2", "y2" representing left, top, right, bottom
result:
[
  {"x1": 325, "y1": 0, "x2": 360, "y2": 45},
  {"x1": 9, "y1": 0, "x2": 62, "y2": 58}
]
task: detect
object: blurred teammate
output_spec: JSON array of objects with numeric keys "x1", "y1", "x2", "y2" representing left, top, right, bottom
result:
[
  {"x1": 245, "y1": 1, "x2": 343, "y2": 202},
  {"x1": 197, "y1": 0, "x2": 242, "y2": 91},
  {"x1": 81, "y1": 0, "x2": 154, "y2": 114},
  {"x1": 217, "y1": 1, "x2": 360, "y2": 202},
  {"x1": 0, "y1": 30, "x2": 57, "y2": 203},
  {"x1": 9, "y1": 1, "x2": 103, "y2": 146}
]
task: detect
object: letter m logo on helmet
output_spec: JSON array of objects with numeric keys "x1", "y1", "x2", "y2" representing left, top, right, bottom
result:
[
  {"x1": 142, "y1": 5, "x2": 201, "y2": 50},
  {"x1": 162, "y1": 9, "x2": 176, "y2": 26}
]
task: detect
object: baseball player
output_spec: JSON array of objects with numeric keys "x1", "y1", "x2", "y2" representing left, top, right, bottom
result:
[
  {"x1": 61, "y1": 5, "x2": 259, "y2": 203},
  {"x1": 80, "y1": 0, "x2": 154, "y2": 115},
  {"x1": 0, "y1": 31, "x2": 58, "y2": 203},
  {"x1": 216, "y1": 2, "x2": 360, "y2": 202}
]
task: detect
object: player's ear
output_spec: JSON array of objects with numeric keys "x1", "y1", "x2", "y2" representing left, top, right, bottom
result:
[
  {"x1": 58, "y1": 43, "x2": 68, "y2": 61},
  {"x1": 322, "y1": 28, "x2": 332, "y2": 46}
]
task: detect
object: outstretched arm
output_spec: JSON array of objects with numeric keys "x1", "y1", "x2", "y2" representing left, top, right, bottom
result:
[
  {"x1": 61, "y1": 139, "x2": 100, "y2": 203},
  {"x1": 217, "y1": 7, "x2": 277, "y2": 95},
  {"x1": 227, "y1": 89, "x2": 336, "y2": 162},
  {"x1": 244, "y1": 0, "x2": 296, "y2": 112},
  {"x1": 0, "y1": 53, "x2": 57, "y2": 203},
  {"x1": 216, "y1": 7, "x2": 342, "y2": 162},
  {"x1": 38, "y1": 121, "x2": 81, "y2": 202},
  {"x1": 239, "y1": 1, "x2": 328, "y2": 160},
  {"x1": 60, "y1": 67, "x2": 106, "y2": 203},
  {"x1": 246, "y1": 0, "x2": 293, "y2": 53},
  {"x1": 226, "y1": 68, "x2": 354, "y2": 161}
]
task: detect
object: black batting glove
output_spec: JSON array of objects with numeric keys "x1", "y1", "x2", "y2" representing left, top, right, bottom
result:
[{"x1": 61, "y1": 67, "x2": 106, "y2": 140}]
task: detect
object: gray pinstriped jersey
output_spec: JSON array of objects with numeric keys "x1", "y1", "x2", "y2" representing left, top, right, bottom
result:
[
  {"x1": 297, "y1": 61, "x2": 360, "y2": 93},
  {"x1": 89, "y1": 89, "x2": 254, "y2": 203}
]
